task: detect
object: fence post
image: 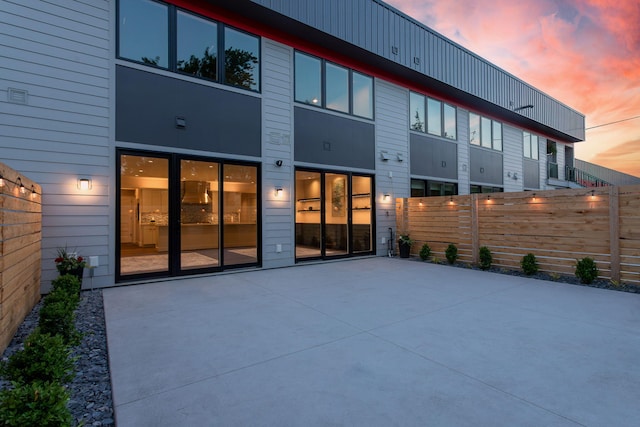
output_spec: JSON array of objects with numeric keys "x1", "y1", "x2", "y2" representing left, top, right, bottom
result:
[
  {"x1": 609, "y1": 186, "x2": 620, "y2": 283},
  {"x1": 471, "y1": 194, "x2": 479, "y2": 264}
]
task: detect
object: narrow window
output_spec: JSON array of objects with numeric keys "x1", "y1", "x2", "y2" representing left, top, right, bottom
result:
[
  {"x1": 118, "y1": 0, "x2": 169, "y2": 68},
  {"x1": 481, "y1": 117, "x2": 492, "y2": 148},
  {"x1": 523, "y1": 132, "x2": 531, "y2": 158},
  {"x1": 427, "y1": 98, "x2": 442, "y2": 136},
  {"x1": 443, "y1": 104, "x2": 456, "y2": 139},
  {"x1": 469, "y1": 113, "x2": 480, "y2": 145},
  {"x1": 492, "y1": 121, "x2": 502, "y2": 151},
  {"x1": 177, "y1": 11, "x2": 217, "y2": 80},
  {"x1": 294, "y1": 52, "x2": 322, "y2": 106},
  {"x1": 224, "y1": 27, "x2": 260, "y2": 91},
  {"x1": 410, "y1": 92, "x2": 425, "y2": 132},
  {"x1": 531, "y1": 135, "x2": 539, "y2": 159},
  {"x1": 325, "y1": 62, "x2": 349, "y2": 113},
  {"x1": 352, "y1": 72, "x2": 373, "y2": 119}
]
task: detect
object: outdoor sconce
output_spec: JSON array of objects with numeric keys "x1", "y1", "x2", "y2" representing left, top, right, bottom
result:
[
  {"x1": 449, "y1": 196, "x2": 454, "y2": 205},
  {"x1": 0, "y1": 173, "x2": 4, "y2": 188},
  {"x1": 78, "y1": 178, "x2": 92, "y2": 191},
  {"x1": 380, "y1": 151, "x2": 389, "y2": 161},
  {"x1": 590, "y1": 189, "x2": 595, "y2": 199},
  {"x1": 31, "y1": 185, "x2": 37, "y2": 198},
  {"x1": 275, "y1": 186, "x2": 283, "y2": 197},
  {"x1": 383, "y1": 193, "x2": 391, "y2": 202},
  {"x1": 16, "y1": 177, "x2": 25, "y2": 194},
  {"x1": 487, "y1": 194, "x2": 491, "y2": 201},
  {"x1": 532, "y1": 193, "x2": 537, "y2": 201},
  {"x1": 419, "y1": 199, "x2": 423, "y2": 206}
]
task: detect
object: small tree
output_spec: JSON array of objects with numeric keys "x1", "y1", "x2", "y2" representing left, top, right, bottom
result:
[
  {"x1": 479, "y1": 246, "x2": 492, "y2": 270},
  {"x1": 419, "y1": 243, "x2": 431, "y2": 261},
  {"x1": 521, "y1": 253, "x2": 539, "y2": 275},
  {"x1": 575, "y1": 257, "x2": 599, "y2": 284},
  {"x1": 445, "y1": 243, "x2": 458, "y2": 264}
]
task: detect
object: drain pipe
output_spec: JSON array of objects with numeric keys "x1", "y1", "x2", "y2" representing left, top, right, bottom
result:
[{"x1": 388, "y1": 227, "x2": 394, "y2": 257}]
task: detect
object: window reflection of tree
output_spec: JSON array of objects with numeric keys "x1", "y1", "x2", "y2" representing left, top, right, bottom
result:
[
  {"x1": 224, "y1": 48, "x2": 258, "y2": 89},
  {"x1": 177, "y1": 47, "x2": 217, "y2": 79}
]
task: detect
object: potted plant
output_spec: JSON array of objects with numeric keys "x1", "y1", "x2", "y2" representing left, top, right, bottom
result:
[
  {"x1": 397, "y1": 234, "x2": 414, "y2": 258},
  {"x1": 54, "y1": 247, "x2": 87, "y2": 284}
]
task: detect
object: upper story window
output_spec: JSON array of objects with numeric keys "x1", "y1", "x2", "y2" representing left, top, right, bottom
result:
[
  {"x1": 410, "y1": 92, "x2": 456, "y2": 140},
  {"x1": 469, "y1": 113, "x2": 502, "y2": 151},
  {"x1": 294, "y1": 51, "x2": 374, "y2": 120},
  {"x1": 523, "y1": 132, "x2": 539, "y2": 159},
  {"x1": 118, "y1": 0, "x2": 260, "y2": 92}
]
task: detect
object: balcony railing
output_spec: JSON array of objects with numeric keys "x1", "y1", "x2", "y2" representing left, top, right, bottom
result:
[{"x1": 565, "y1": 165, "x2": 611, "y2": 187}]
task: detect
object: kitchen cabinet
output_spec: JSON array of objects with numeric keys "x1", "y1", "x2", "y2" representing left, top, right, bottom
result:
[
  {"x1": 140, "y1": 225, "x2": 158, "y2": 246},
  {"x1": 140, "y1": 189, "x2": 168, "y2": 213}
]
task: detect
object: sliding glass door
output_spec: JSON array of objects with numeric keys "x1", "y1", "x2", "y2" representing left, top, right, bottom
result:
[
  {"x1": 117, "y1": 150, "x2": 259, "y2": 281},
  {"x1": 295, "y1": 169, "x2": 373, "y2": 261}
]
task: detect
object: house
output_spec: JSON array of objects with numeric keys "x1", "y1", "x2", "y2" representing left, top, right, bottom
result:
[{"x1": 0, "y1": 0, "x2": 587, "y2": 289}]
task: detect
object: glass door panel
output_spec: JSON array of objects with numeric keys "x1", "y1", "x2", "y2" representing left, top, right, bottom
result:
[
  {"x1": 222, "y1": 164, "x2": 258, "y2": 266},
  {"x1": 351, "y1": 175, "x2": 372, "y2": 253},
  {"x1": 119, "y1": 154, "x2": 169, "y2": 276},
  {"x1": 295, "y1": 171, "x2": 321, "y2": 259},
  {"x1": 179, "y1": 159, "x2": 219, "y2": 270},
  {"x1": 325, "y1": 173, "x2": 348, "y2": 256}
]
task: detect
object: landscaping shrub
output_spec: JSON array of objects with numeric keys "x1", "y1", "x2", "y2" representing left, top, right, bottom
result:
[
  {"x1": 521, "y1": 253, "x2": 539, "y2": 275},
  {"x1": 38, "y1": 298, "x2": 80, "y2": 347},
  {"x1": 478, "y1": 246, "x2": 492, "y2": 270},
  {"x1": 419, "y1": 243, "x2": 431, "y2": 261},
  {"x1": 445, "y1": 243, "x2": 458, "y2": 264},
  {"x1": 51, "y1": 274, "x2": 81, "y2": 297},
  {"x1": 0, "y1": 381, "x2": 72, "y2": 427},
  {"x1": 575, "y1": 257, "x2": 599, "y2": 284},
  {"x1": 0, "y1": 331, "x2": 74, "y2": 385}
]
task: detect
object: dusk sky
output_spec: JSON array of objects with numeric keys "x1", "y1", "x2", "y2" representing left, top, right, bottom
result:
[{"x1": 386, "y1": 0, "x2": 640, "y2": 177}]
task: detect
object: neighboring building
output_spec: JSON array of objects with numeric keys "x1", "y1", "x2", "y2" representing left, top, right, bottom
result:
[
  {"x1": 573, "y1": 159, "x2": 640, "y2": 187},
  {"x1": 1, "y1": 0, "x2": 586, "y2": 289}
]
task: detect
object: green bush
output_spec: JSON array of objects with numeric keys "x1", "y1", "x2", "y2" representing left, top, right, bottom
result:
[
  {"x1": 521, "y1": 253, "x2": 539, "y2": 275},
  {"x1": 0, "y1": 381, "x2": 72, "y2": 427},
  {"x1": 38, "y1": 299, "x2": 80, "y2": 347},
  {"x1": 51, "y1": 274, "x2": 81, "y2": 297},
  {"x1": 419, "y1": 243, "x2": 431, "y2": 261},
  {"x1": 575, "y1": 257, "x2": 599, "y2": 284},
  {"x1": 445, "y1": 243, "x2": 458, "y2": 264},
  {"x1": 0, "y1": 331, "x2": 74, "y2": 385},
  {"x1": 478, "y1": 246, "x2": 492, "y2": 270}
]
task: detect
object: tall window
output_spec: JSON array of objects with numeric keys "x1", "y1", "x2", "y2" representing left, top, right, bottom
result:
[
  {"x1": 118, "y1": 0, "x2": 261, "y2": 92},
  {"x1": 294, "y1": 51, "x2": 374, "y2": 120},
  {"x1": 410, "y1": 92, "x2": 457, "y2": 140},
  {"x1": 176, "y1": 11, "x2": 217, "y2": 80},
  {"x1": 118, "y1": 0, "x2": 169, "y2": 68},
  {"x1": 469, "y1": 113, "x2": 502, "y2": 151},
  {"x1": 523, "y1": 132, "x2": 539, "y2": 159}
]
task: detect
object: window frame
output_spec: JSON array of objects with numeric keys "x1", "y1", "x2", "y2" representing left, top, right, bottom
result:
[
  {"x1": 117, "y1": 0, "x2": 261, "y2": 93},
  {"x1": 293, "y1": 50, "x2": 374, "y2": 120},
  {"x1": 469, "y1": 113, "x2": 503, "y2": 151},
  {"x1": 409, "y1": 92, "x2": 457, "y2": 140},
  {"x1": 523, "y1": 131, "x2": 539, "y2": 160}
]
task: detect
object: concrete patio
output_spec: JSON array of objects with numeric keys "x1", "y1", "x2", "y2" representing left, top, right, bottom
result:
[{"x1": 104, "y1": 257, "x2": 640, "y2": 426}]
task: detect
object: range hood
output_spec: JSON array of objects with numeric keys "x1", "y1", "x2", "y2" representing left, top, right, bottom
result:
[{"x1": 181, "y1": 181, "x2": 210, "y2": 204}]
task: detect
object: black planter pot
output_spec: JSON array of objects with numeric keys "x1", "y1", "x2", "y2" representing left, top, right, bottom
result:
[{"x1": 399, "y1": 242, "x2": 411, "y2": 258}]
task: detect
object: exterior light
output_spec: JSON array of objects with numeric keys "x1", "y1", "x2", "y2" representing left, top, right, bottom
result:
[
  {"x1": 383, "y1": 193, "x2": 391, "y2": 202},
  {"x1": 78, "y1": 178, "x2": 92, "y2": 191},
  {"x1": 275, "y1": 186, "x2": 283, "y2": 197},
  {"x1": 532, "y1": 193, "x2": 536, "y2": 201},
  {"x1": 590, "y1": 189, "x2": 595, "y2": 199},
  {"x1": 449, "y1": 196, "x2": 454, "y2": 205},
  {"x1": 487, "y1": 194, "x2": 491, "y2": 201},
  {"x1": 17, "y1": 177, "x2": 25, "y2": 194},
  {"x1": 0, "y1": 174, "x2": 4, "y2": 188},
  {"x1": 31, "y1": 185, "x2": 36, "y2": 198}
]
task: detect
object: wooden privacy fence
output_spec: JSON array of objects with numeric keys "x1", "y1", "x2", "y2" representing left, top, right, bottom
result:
[
  {"x1": 0, "y1": 163, "x2": 42, "y2": 352},
  {"x1": 396, "y1": 185, "x2": 640, "y2": 285}
]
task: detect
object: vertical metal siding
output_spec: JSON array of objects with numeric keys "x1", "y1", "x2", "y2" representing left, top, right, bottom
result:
[{"x1": 251, "y1": 0, "x2": 584, "y2": 140}]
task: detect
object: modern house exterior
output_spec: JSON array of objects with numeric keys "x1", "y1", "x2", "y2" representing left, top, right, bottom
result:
[{"x1": 1, "y1": 0, "x2": 587, "y2": 289}]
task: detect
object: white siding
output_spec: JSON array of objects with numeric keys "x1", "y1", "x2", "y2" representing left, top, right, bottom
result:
[
  {"x1": 0, "y1": 0, "x2": 111, "y2": 290},
  {"x1": 456, "y1": 108, "x2": 470, "y2": 194},
  {"x1": 375, "y1": 79, "x2": 409, "y2": 254},
  {"x1": 261, "y1": 39, "x2": 294, "y2": 267},
  {"x1": 539, "y1": 138, "x2": 548, "y2": 189},
  {"x1": 503, "y1": 124, "x2": 523, "y2": 192},
  {"x1": 556, "y1": 141, "x2": 566, "y2": 181}
]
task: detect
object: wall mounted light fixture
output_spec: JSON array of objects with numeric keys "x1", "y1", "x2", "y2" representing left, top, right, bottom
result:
[
  {"x1": 275, "y1": 186, "x2": 283, "y2": 197},
  {"x1": 532, "y1": 193, "x2": 537, "y2": 201},
  {"x1": 383, "y1": 193, "x2": 391, "y2": 202},
  {"x1": 590, "y1": 189, "x2": 595, "y2": 199},
  {"x1": 16, "y1": 177, "x2": 25, "y2": 194},
  {"x1": 78, "y1": 178, "x2": 92, "y2": 191},
  {"x1": 31, "y1": 185, "x2": 36, "y2": 198},
  {"x1": 0, "y1": 173, "x2": 4, "y2": 188}
]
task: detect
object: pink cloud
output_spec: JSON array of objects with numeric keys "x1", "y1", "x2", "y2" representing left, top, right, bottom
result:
[{"x1": 386, "y1": 0, "x2": 640, "y2": 176}]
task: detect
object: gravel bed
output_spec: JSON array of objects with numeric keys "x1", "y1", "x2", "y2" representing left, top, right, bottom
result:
[
  {"x1": 409, "y1": 256, "x2": 640, "y2": 293},
  {"x1": 0, "y1": 290, "x2": 114, "y2": 426}
]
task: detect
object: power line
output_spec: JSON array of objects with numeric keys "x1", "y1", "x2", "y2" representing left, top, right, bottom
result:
[{"x1": 586, "y1": 115, "x2": 640, "y2": 131}]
